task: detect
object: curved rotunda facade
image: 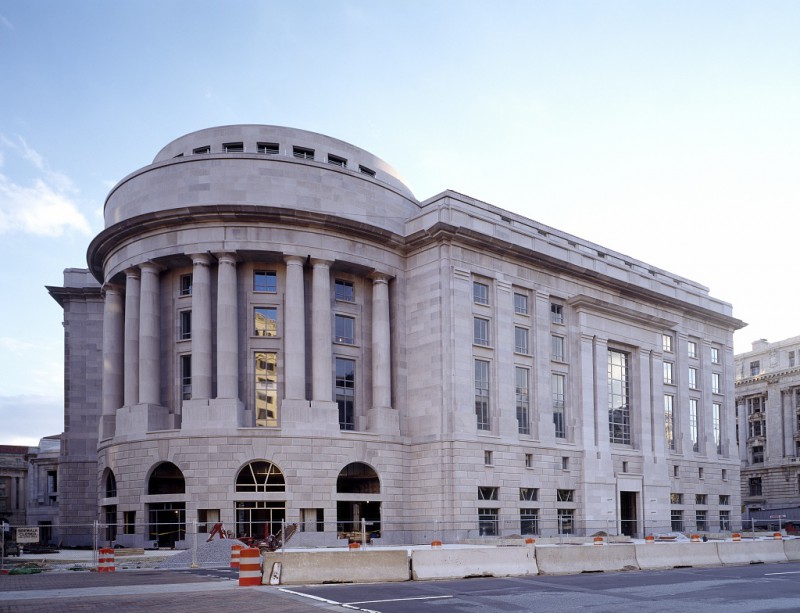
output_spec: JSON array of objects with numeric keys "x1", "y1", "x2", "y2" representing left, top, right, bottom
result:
[{"x1": 50, "y1": 125, "x2": 744, "y2": 547}]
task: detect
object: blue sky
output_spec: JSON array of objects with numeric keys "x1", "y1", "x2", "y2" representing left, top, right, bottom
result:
[{"x1": 2, "y1": 1, "x2": 799, "y2": 445}]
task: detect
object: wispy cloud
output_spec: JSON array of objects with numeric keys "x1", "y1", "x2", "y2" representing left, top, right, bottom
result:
[
  {"x1": 0, "y1": 136, "x2": 91, "y2": 236},
  {"x1": 0, "y1": 14, "x2": 12, "y2": 30},
  {"x1": 0, "y1": 395, "x2": 63, "y2": 446}
]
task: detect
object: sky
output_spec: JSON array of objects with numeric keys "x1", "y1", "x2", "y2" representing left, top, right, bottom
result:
[{"x1": 1, "y1": 1, "x2": 799, "y2": 446}]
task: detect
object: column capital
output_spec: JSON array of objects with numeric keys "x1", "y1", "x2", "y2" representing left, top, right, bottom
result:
[
  {"x1": 368, "y1": 270, "x2": 393, "y2": 284},
  {"x1": 139, "y1": 261, "x2": 164, "y2": 274},
  {"x1": 214, "y1": 251, "x2": 239, "y2": 265},
  {"x1": 102, "y1": 283, "x2": 124, "y2": 297},
  {"x1": 310, "y1": 258, "x2": 333, "y2": 268},
  {"x1": 189, "y1": 253, "x2": 213, "y2": 266},
  {"x1": 284, "y1": 254, "x2": 306, "y2": 266},
  {"x1": 124, "y1": 267, "x2": 141, "y2": 280}
]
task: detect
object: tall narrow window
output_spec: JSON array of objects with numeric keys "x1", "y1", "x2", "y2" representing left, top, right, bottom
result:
[
  {"x1": 254, "y1": 270, "x2": 277, "y2": 293},
  {"x1": 662, "y1": 334, "x2": 673, "y2": 353},
  {"x1": 254, "y1": 307, "x2": 278, "y2": 337},
  {"x1": 688, "y1": 341, "x2": 698, "y2": 359},
  {"x1": 334, "y1": 279, "x2": 355, "y2": 302},
  {"x1": 515, "y1": 367, "x2": 530, "y2": 435},
  {"x1": 688, "y1": 367, "x2": 698, "y2": 389},
  {"x1": 552, "y1": 373, "x2": 566, "y2": 438},
  {"x1": 473, "y1": 317, "x2": 490, "y2": 346},
  {"x1": 550, "y1": 303, "x2": 564, "y2": 324},
  {"x1": 179, "y1": 310, "x2": 192, "y2": 340},
  {"x1": 180, "y1": 354, "x2": 192, "y2": 400},
  {"x1": 608, "y1": 350, "x2": 631, "y2": 445},
  {"x1": 473, "y1": 281, "x2": 489, "y2": 305},
  {"x1": 712, "y1": 372, "x2": 721, "y2": 394},
  {"x1": 664, "y1": 361, "x2": 674, "y2": 384},
  {"x1": 514, "y1": 326, "x2": 528, "y2": 354},
  {"x1": 475, "y1": 359, "x2": 490, "y2": 431},
  {"x1": 689, "y1": 398, "x2": 699, "y2": 452},
  {"x1": 180, "y1": 274, "x2": 192, "y2": 296},
  {"x1": 334, "y1": 314, "x2": 355, "y2": 344},
  {"x1": 750, "y1": 361, "x2": 760, "y2": 376},
  {"x1": 710, "y1": 347, "x2": 720, "y2": 364},
  {"x1": 664, "y1": 394, "x2": 675, "y2": 451},
  {"x1": 551, "y1": 335, "x2": 565, "y2": 361},
  {"x1": 335, "y1": 358, "x2": 355, "y2": 430},
  {"x1": 255, "y1": 352, "x2": 278, "y2": 427},
  {"x1": 514, "y1": 292, "x2": 528, "y2": 315},
  {"x1": 713, "y1": 402, "x2": 721, "y2": 454}
]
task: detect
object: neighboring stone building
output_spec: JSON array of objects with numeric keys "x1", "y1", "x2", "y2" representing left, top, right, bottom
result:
[
  {"x1": 735, "y1": 336, "x2": 800, "y2": 526},
  {"x1": 47, "y1": 125, "x2": 744, "y2": 547},
  {"x1": 0, "y1": 446, "x2": 28, "y2": 530}
]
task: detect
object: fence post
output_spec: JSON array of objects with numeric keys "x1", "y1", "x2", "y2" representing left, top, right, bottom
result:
[
  {"x1": 93, "y1": 520, "x2": 99, "y2": 570},
  {"x1": 281, "y1": 520, "x2": 286, "y2": 553},
  {"x1": 191, "y1": 519, "x2": 198, "y2": 568},
  {"x1": 361, "y1": 518, "x2": 367, "y2": 547},
  {"x1": 751, "y1": 518, "x2": 755, "y2": 540}
]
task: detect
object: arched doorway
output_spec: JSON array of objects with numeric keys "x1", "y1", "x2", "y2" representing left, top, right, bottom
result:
[
  {"x1": 234, "y1": 461, "x2": 286, "y2": 540},
  {"x1": 336, "y1": 462, "x2": 381, "y2": 540},
  {"x1": 146, "y1": 462, "x2": 185, "y2": 547}
]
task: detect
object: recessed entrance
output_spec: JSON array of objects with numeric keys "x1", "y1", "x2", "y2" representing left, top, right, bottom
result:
[{"x1": 620, "y1": 491, "x2": 637, "y2": 537}]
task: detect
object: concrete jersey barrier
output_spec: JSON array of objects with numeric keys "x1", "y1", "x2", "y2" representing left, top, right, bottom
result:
[
  {"x1": 783, "y1": 538, "x2": 800, "y2": 561},
  {"x1": 716, "y1": 540, "x2": 788, "y2": 565},
  {"x1": 635, "y1": 542, "x2": 722, "y2": 570},
  {"x1": 411, "y1": 546, "x2": 537, "y2": 580},
  {"x1": 262, "y1": 550, "x2": 409, "y2": 585},
  {"x1": 535, "y1": 544, "x2": 638, "y2": 575}
]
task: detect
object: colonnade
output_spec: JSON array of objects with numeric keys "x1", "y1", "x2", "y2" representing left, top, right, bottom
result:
[{"x1": 100, "y1": 252, "x2": 393, "y2": 438}]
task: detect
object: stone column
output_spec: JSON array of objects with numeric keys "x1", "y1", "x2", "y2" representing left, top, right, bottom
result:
[
  {"x1": 123, "y1": 268, "x2": 140, "y2": 407},
  {"x1": 215, "y1": 252, "x2": 239, "y2": 399},
  {"x1": 284, "y1": 255, "x2": 306, "y2": 400},
  {"x1": 371, "y1": 273, "x2": 392, "y2": 410},
  {"x1": 191, "y1": 253, "x2": 213, "y2": 400},
  {"x1": 138, "y1": 262, "x2": 161, "y2": 405},
  {"x1": 311, "y1": 259, "x2": 333, "y2": 402},
  {"x1": 101, "y1": 285, "x2": 124, "y2": 439}
]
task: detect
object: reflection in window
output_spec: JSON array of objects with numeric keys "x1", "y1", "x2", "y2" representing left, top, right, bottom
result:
[
  {"x1": 608, "y1": 350, "x2": 631, "y2": 445},
  {"x1": 336, "y1": 357, "x2": 355, "y2": 430},
  {"x1": 254, "y1": 270, "x2": 277, "y2": 293},
  {"x1": 255, "y1": 352, "x2": 278, "y2": 427},
  {"x1": 335, "y1": 314, "x2": 355, "y2": 344},
  {"x1": 254, "y1": 307, "x2": 278, "y2": 337},
  {"x1": 180, "y1": 355, "x2": 192, "y2": 400},
  {"x1": 515, "y1": 367, "x2": 530, "y2": 435},
  {"x1": 235, "y1": 461, "x2": 285, "y2": 492},
  {"x1": 335, "y1": 279, "x2": 355, "y2": 302}
]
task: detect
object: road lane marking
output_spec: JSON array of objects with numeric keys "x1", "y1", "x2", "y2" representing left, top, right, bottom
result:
[
  {"x1": 347, "y1": 595, "x2": 454, "y2": 605},
  {"x1": 764, "y1": 571, "x2": 800, "y2": 576}
]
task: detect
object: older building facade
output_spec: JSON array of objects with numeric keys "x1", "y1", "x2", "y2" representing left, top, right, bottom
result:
[
  {"x1": 48, "y1": 125, "x2": 744, "y2": 547},
  {"x1": 735, "y1": 336, "x2": 800, "y2": 526}
]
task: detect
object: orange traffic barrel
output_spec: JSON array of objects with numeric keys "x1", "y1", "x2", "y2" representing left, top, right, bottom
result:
[
  {"x1": 98, "y1": 547, "x2": 115, "y2": 572},
  {"x1": 238, "y1": 547, "x2": 262, "y2": 587},
  {"x1": 230, "y1": 544, "x2": 244, "y2": 569}
]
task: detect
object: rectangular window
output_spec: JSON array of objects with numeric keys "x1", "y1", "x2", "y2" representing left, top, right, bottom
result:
[
  {"x1": 713, "y1": 402, "x2": 721, "y2": 454},
  {"x1": 698, "y1": 466, "x2": 704, "y2": 479},
  {"x1": 551, "y1": 335, "x2": 565, "y2": 361},
  {"x1": 327, "y1": 154, "x2": 347, "y2": 167},
  {"x1": 359, "y1": 165, "x2": 376, "y2": 177},
  {"x1": 478, "y1": 486, "x2": 498, "y2": 500},
  {"x1": 557, "y1": 489, "x2": 574, "y2": 502},
  {"x1": 334, "y1": 314, "x2": 355, "y2": 344},
  {"x1": 192, "y1": 146, "x2": 210, "y2": 154},
  {"x1": 696, "y1": 510, "x2": 707, "y2": 531},
  {"x1": 123, "y1": 511, "x2": 136, "y2": 535},
  {"x1": 671, "y1": 510, "x2": 684, "y2": 531},
  {"x1": 520, "y1": 487, "x2": 538, "y2": 501},
  {"x1": 484, "y1": 450, "x2": 493, "y2": 465},
  {"x1": 552, "y1": 373, "x2": 566, "y2": 439},
  {"x1": 514, "y1": 326, "x2": 529, "y2": 354},
  {"x1": 689, "y1": 398, "x2": 699, "y2": 452},
  {"x1": 255, "y1": 352, "x2": 278, "y2": 427},
  {"x1": 180, "y1": 354, "x2": 192, "y2": 400},
  {"x1": 688, "y1": 367, "x2": 698, "y2": 390},
  {"x1": 557, "y1": 509, "x2": 574, "y2": 534},
  {"x1": 722, "y1": 469, "x2": 727, "y2": 481},
  {"x1": 719, "y1": 494, "x2": 730, "y2": 505},
  {"x1": 292, "y1": 146, "x2": 314, "y2": 160},
  {"x1": 712, "y1": 372, "x2": 721, "y2": 394},
  {"x1": 748, "y1": 477, "x2": 762, "y2": 496},
  {"x1": 674, "y1": 465, "x2": 679, "y2": 478},
  {"x1": 747, "y1": 396, "x2": 764, "y2": 414},
  {"x1": 473, "y1": 317, "x2": 490, "y2": 346},
  {"x1": 253, "y1": 270, "x2": 277, "y2": 293},
  {"x1": 473, "y1": 281, "x2": 489, "y2": 305},
  {"x1": 749, "y1": 419, "x2": 764, "y2": 438},
  {"x1": 335, "y1": 279, "x2": 355, "y2": 302},
  {"x1": 478, "y1": 508, "x2": 499, "y2": 536},
  {"x1": 525, "y1": 453, "x2": 533, "y2": 468},
  {"x1": 562, "y1": 456, "x2": 569, "y2": 470},
  {"x1": 254, "y1": 307, "x2": 278, "y2": 337},
  {"x1": 335, "y1": 358, "x2": 355, "y2": 430},
  {"x1": 664, "y1": 362, "x2": 674, "y2": 385},
  {"x1": 514, "y1": 292, "x2": 529, "y2": 315},
  {"x1": 688, "y1": 340, "x2": 698, "y2": 359},
  {"x1": 475, "y1": 359, "x2": 490, "y2": 431},
  {"x1": 719, "y1": 510, "x2": 731, "y2": 531},
  {"x1": 750, "y1": 360, "x2": 760, "y2": 376},
  {"x1": 550, "y1": 303, "x2": 564, "y2": 324},
  {"x1": 696, "y1": 493, "x2": 707, "y2": 505},
  {"x1": 223, "y1": 141, "x2": 244, "y2": 152},
  {"x1": 751, "y1": 445, "x2": 764, "y2": 464},
  {"x1": 711, "y1": 347, "x2": 720, "y2": 364},
  {"x1": 665, "y1": 394, "x2": 675, "y2": 451},
  {"x1": 515, "y1": 367, "x2": 530, "y2": 435},
  {"x1": 670, "y1": 493, "x2": 683, "y2": 504},
  {"x1": 179, "y1": 310, "x2": 192, "y2": 340},
  {"x1": 663, "y1": 334, "x2": 673, "y2": 353},
  {"x1": 790, "y1": 351, "x2": 796, "y2": 368},
  {"x1": 608, "y1": 350, "x2": 631, "y2": 445},
  {"x1": 257, "y1": 142, "x2": 279, "y2": 155},
  {"x1": 179, "y1": 274, "x2": 192, "y2": 296},
  {"x1": 520, "y1": 508, "x2": 539, "y2": 535}
]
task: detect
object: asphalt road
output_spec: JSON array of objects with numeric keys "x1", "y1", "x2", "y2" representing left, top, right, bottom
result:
[{"x1": 2, "y1": 562, "x2": 800, "y2": 612}]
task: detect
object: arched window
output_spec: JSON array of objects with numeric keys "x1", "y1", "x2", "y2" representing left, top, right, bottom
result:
[
  {"x1": 104, "y1": 469, "x2": 117, "y2": 498},
  {"x1": 147, "y1": 462, "x2": 185, "y2": 495},
  {"x1": 235, "y1": 461, "x2": 285, "y2": 492},
  {"x1": 336, "y1": 462, "x2": 380, "y2": 494}
]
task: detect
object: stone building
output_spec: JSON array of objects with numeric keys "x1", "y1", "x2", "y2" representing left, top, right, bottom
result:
[
  {"x1": 47, "y1": 125, "x2": 744, "y2": 547},
  {"x1": 735, "y1": 336, "x2": 800, "y2": 525},
  {"x1": 0, "y1": 446, "x2": 28, "y2": 530}
]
